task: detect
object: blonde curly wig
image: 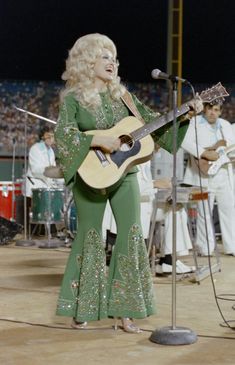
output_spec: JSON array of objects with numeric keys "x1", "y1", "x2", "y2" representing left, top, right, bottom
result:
[{"x1": 60, "y1": 33, "x2": 126, "y2": 108}]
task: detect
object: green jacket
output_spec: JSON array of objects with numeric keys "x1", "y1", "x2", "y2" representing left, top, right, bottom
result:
[{"x1": 55, "y1": 92, "x2": 189, "y2": 186}]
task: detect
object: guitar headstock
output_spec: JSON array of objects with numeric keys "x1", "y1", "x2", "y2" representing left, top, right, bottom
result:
[{"x1": 199, "y1": 82, "x2": 229, "y2": 104}]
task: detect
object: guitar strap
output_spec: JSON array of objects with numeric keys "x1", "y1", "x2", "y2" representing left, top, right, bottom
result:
[{"x1": 121, "y1": 91, "x2": 145, "y2": 123}]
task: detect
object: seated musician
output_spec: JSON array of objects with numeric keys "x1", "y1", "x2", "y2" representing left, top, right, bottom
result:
[
  {"x1": 25, "y1": 126, "x2": 63, "y2": 235},
  {"x1": 26, "y1": 126, "x2": 58, "y2": 196}
]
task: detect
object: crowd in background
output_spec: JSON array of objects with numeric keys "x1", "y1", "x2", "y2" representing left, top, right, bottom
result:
[{"x1": 0, "y1": 80, "x2": 234, "y2": 155}]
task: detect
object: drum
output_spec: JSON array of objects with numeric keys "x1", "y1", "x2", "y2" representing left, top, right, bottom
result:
[
  {"x1": 31, "y1": 188, "x2": 64, "y2": 223},
  {"x1": 0, "y1": 181, "x2": 22, "y2": 220}
]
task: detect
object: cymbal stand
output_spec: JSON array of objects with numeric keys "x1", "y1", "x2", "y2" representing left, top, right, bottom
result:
[{"x1": 15, "y1": 118, "x2": 35, "y2": 246}]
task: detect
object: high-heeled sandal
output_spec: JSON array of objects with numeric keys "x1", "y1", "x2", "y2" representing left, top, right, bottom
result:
[
  {"x1": 71, "y1": 318, "x2": 88, "y2": 329},
  {"x1": 114, "y1": 317, "x2": 143, "y2": 333}
]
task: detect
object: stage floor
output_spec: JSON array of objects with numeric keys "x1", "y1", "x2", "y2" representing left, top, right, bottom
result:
[{"x1": 0, "y1": 239, "x2": 235, "y2": 365}]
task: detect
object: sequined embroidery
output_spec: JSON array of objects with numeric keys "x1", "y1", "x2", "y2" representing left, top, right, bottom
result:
[
  {"x1": 57, "y1": 298, "x2": 77, "y2": 312},
  {"x1": 57, "y1": 229, "x2": 107, "y2": 320},
  {"x1": 94, "y1": 94, "x2": 128, "y2": 129},
  {"x1": 108, "y1": 224, "x2": 154, "y2": 316},
  {"x1": 56, "y1": 103, "x2": 82, "y2": 157}
]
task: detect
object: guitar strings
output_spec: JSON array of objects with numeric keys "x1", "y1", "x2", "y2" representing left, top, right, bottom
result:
[{"x1": 104, "y1": 85, "x2": 227, "y2": 150}]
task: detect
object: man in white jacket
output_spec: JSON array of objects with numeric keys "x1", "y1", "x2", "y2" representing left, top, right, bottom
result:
[
  {"x1": 25, "y1": 126, "x2": 65, "y2": 236},
  {"x1": 182, "y1": 102, "x2": 235, "y2": 256},
  {"x1": 26, "y1": 126, "x2": 58, "y2": 197}
]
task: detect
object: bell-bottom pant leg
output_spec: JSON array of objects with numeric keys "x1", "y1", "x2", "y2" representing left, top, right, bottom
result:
[
  {"x1": 56, "y1": 176, "x2": 109, "y2": 321},
  {"x1": 107, "y1": 173, "x2": 156, "y2": 319}
]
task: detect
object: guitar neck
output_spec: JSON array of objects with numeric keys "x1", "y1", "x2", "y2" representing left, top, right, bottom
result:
[
  {"x1": 130, "y1": 82, "x2": 230, "y2": 141},
  {"x1": 131, "y1": 103, "x2": 190, "y2": 141}
]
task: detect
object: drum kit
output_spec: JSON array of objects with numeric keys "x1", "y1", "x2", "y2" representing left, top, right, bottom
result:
[
  {"x1": 0, "y1": 181, "x2": 23, "y2": 221},
  {"x1": 0, "y1": 168, "x2": 77, "y2": 248},
  {"x1": 34, "y1": 186, "x2": 77, "y2": 235},
  {"x1": 0, "y1": 181, "x2": 23, "y2": 244},
  {"x1": 7, "y1": 106, "x2": 76, "y2": 247},
  {"x1": 29, "y1": 185, "x2": 77, "y2": 248}
]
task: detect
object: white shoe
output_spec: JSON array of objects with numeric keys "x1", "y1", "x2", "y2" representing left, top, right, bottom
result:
[
  {"x1": 176, "y1": 260, "x2": 195, "y2": 273},
  {"x1": 156, "y1": 261, "x2": 195, "y2": 274},
  {"x1": 156, "y1": 263, "x2": 172, "y2": 274}
]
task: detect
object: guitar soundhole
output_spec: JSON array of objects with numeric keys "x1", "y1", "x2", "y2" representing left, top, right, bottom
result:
[{"x1": 119, "y1": 135, "x2": 133, "y2": 152}]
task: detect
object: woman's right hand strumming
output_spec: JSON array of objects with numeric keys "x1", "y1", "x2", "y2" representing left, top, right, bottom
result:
[{"x1": 91, "y1": 135, "x2": 121, "y2": 153}]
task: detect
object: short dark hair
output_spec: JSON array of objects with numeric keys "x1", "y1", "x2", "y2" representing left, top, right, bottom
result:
[
  {"x1": 204, "y1": 102, "x2": 222, "y2": 109},
  {"x1": 39, "y1": 125, "x2": 54, "y2": 140}
]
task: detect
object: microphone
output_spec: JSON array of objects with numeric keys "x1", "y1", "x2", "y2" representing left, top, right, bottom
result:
[{"x1": 151, "y1": 69, "x2": 189, "y2": 84}]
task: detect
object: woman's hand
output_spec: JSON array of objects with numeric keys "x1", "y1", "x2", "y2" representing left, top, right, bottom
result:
[
  {"x1": 91, "y1": 135, "x2": 121, "y2": 153},
  {"x1": 187, "y1": 93, "x2": 204, "y2": 117}
]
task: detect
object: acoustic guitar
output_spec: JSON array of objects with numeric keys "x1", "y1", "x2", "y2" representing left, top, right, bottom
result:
[{"x1": 78, "y1": 83, "x2": 229, "y2": 189}]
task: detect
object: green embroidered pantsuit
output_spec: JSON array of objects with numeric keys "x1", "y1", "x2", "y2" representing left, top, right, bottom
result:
[{"x1": 55, "y1": 91, "x2": 189, "y2": 321}]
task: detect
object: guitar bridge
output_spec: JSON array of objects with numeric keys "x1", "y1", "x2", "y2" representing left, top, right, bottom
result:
[
  {"x1": 101, "y1": 160, "x2": 110, "y2": 167},
  {"x1": 94, "y1": 149, "x2": 110, "y2": 167}
]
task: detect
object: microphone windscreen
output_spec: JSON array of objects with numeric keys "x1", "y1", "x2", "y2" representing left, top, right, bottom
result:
[{"x1": 151, "y1": 69, "x2": 161, "y2": 79}]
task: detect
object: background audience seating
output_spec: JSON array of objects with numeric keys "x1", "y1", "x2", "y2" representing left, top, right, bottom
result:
[{"x1": 0, "y1": 80, "x2": 234, "y2": 156}]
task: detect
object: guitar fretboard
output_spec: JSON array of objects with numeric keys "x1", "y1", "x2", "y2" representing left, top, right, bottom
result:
[{"x1": 131, "y1": 104, "x2": 189, "y2": 141}]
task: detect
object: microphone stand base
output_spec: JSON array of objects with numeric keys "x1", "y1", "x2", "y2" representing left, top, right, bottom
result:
[
  {"x1": 37, "y1": 239, "x2": 65, "y2": 249},
  {"x1": 149, "y1": 326, "x2": 197, "y2": 346},
  {"x1": 15, "y1": 239, "x2": 35, "y2": 247}
]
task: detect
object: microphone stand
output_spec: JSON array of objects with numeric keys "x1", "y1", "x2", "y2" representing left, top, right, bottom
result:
[
  {"x1": 15, "y1": 118, "x2": 35, "y2": 247},
  {"x1": 150, "y1": 78, "x2": 197, "y2": 345}
]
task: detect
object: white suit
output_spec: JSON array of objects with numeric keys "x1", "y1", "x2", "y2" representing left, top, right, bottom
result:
[
  {"x1": 26, "y1": 141, "x2": 59, "y2": 197},
  {"x1": 182, "y1": 114, "x2": 235, "y2": 255}
]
